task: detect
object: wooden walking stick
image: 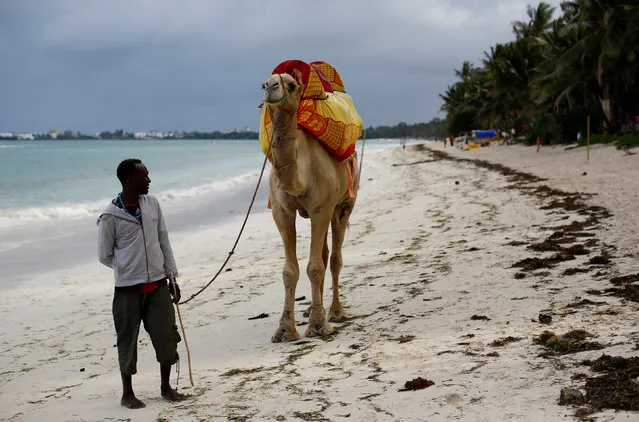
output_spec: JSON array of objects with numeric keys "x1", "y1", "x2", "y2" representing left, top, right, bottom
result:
[{"x1": 170, "y1": 274, "x2": 194, "y2": 387}]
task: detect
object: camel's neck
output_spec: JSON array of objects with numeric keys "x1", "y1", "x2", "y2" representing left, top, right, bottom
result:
[{"x1": 270, "y1": 107, "x2": 306, "y2": 195}]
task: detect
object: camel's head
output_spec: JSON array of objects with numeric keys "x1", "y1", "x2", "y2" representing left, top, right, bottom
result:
[{"x1": 262, "y1": 73, "x2": 302, "y2": 110}]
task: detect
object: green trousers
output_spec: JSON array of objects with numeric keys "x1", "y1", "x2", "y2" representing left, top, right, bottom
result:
[{"x1": 112, "y1": 283, "x2": 180, "y2": 375}]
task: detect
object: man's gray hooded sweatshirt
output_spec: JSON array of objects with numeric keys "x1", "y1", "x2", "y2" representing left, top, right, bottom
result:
[{"x1": 97, "y1": 195, "x2": 178, "y2": 287}]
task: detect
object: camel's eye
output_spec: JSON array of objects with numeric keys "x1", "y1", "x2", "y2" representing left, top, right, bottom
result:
[
  {"x1": 261, "y1": 83, "x2": 266, "y2": 90},
  {"x1": 288, "y1": 82, "x2": 297, "y2": 92}
]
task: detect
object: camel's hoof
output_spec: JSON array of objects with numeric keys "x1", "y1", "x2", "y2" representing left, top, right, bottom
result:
[
  {"x1": 328, "y1": 310, "x2": 353, "y2": 323},
  {"x1": 271, "y1": 327, "x2": 300, "y2": 343},
  {"x1": 305, "y1": 323, "x2": 333, "y2": 338}
]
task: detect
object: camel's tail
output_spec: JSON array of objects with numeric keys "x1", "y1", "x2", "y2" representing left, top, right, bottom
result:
[
  {"x1": 351, "y1": 151, "x2": 359, "y2": 195},
  {"x1": 336, "y1": 152, "x2": 358, "y2": 230}
]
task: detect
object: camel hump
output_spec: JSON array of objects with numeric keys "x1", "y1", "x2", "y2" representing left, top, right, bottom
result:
[
  {"x1": 271, "y1": 60, "x2": 332, "y2": 100},
  {"x1": 310, "y1": 61, "x2": 346, "y2": 93}
]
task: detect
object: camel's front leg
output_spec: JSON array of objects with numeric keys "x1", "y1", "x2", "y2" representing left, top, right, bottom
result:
[
  {"x1": 271, "y1": 207, "x2": 300, "y2": 343},
  {"x1": 304, "y1": 229, "x2": 329, "y2": 318},
  {"x1": 306, "y1": 212, "x2": 333, "y2": 337},
  {"x1": 321, "y1": 229, "x2": 329, "y2": 300}
]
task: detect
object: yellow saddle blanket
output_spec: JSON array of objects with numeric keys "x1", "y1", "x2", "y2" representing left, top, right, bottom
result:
[{"x1": 259, "y1": 60, "x2": 363, "y2": 162}]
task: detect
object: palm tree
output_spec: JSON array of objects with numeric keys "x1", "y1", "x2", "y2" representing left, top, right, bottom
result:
[
  {"x1": 439, "y1": 62, "x2": 489, "y2": 134},
  {"x1": 440, "y1": 0, "x2": 639, "y2": 139},
  {"x1": 530, "y1": 13, "x2": 593, "y2": 111},
  {"x1": 454, "y1": 61, "x2": 478, "y2": 84},
  {"x1": 513, "y1": 2, "x2": 556, "y2": 39},
  {"x1": 551, "y1": 0, "x2": 639, "y2": 128}
]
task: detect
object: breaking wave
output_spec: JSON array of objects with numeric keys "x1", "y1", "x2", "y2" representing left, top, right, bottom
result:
[{"x1": 0, "y1": 170, "x2": 266, "y2": 227}]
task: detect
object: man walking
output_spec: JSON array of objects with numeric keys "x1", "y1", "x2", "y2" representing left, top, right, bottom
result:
[{"x1": 98, "y1": 158, "x2": 186, "y2": 409}]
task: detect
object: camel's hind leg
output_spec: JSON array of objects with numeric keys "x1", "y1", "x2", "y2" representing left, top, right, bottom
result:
[
  {"x1": 271, "y1": 206, "x2": 301, "y2": 343},
  {"x1": 305, "y1": 213, "x2": 333, "y2": 337},
  {"x1": 328, "y1": 201, "x2": 354, "y2": 323}
]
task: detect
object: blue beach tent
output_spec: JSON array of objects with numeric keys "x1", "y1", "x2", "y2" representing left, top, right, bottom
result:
[{"x1": 472, "y1": 129, "x2": 497, "y2": 138}]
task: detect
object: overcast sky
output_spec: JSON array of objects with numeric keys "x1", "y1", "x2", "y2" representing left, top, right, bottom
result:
[{"x1": 0, "y1": 0, "x2": 562, "y2": 133}]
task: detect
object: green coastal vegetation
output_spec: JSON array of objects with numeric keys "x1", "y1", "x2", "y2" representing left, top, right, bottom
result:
[
  {"x1": 364, "y1": 119, "x2": 448, "y2": 139},
  {"x1": 88, "y1": 122, "x2": 451, "y2": 141},
  {"x1": 0, "y1": 121, "x2": 450, "y2": 142},
  {"x1": 438, "y1": 0, "x2": 639, "y2": 148},
  {"x1": 96, "y1": 130, "x2": 263, "y2": 140}
]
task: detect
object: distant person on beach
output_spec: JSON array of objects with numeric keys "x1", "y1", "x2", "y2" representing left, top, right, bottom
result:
[
  {"x1": 536, "y1": 136, "x2": 541, "y2": 153},
  {"x1": 577, "y1": 131, "x2": 582, "y2": 142},
  {"x1": 97, "y1": 158, "x2": 186, "y2": 409}
]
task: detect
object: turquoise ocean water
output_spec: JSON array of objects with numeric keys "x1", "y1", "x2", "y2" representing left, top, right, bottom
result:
[
  {"x1": 0, "y1": 139, "x2": 264, "y2": 223},
  {"x1": 0, "y1": 138, "x2": 397, "y2": 283}
]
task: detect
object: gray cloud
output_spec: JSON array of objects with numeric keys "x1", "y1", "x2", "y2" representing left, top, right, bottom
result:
[{"x1": 0, "y1": 0, "x2": 563, "y2": 132}]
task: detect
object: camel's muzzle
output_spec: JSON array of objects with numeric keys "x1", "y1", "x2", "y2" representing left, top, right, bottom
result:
[{"x1": 262, "y1": 89, "x2": 284, "y2": 104}]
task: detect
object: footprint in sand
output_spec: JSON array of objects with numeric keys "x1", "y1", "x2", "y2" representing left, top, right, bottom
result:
[{"x1": 445, "y1": 393, "x2": 463, "y2": 406}]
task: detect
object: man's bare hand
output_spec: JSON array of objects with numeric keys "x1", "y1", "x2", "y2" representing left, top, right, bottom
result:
[{"x1": 170, "y1": 281, "x2": 181, "y2": 304}]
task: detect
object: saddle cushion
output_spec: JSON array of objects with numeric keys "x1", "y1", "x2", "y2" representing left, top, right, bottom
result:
[{"x1": 259, "y1": 60, "x2": 363, "y2": 162}]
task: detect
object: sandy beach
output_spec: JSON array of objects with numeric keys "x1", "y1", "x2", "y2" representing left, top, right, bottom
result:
[{"x1": 2, "y1": 141, "x2": 638, "y2": 421}]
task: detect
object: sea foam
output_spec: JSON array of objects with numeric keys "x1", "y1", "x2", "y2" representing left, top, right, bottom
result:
[{"x1": 0, "y1": 169, "x2": 266, "y2": 227}]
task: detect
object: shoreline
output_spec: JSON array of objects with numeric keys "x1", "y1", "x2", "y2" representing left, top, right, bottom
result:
[
  {"x1": 2, "y1": 142, "x2": 638, "y2": 421},
  {"x1": 0, "y1": 143, "x2": 399, "y2": 287},
  {"x1": 0, "y1": 180, "x2": 271, "y2": 287}
]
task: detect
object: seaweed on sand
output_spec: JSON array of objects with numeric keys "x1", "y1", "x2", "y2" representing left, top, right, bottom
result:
[
  {"x1": 580, "y1": 355, "x2": 639, "y2": 411},
  {"x1": 533, "y1": 330, "x2": 605, "y2": 355}
]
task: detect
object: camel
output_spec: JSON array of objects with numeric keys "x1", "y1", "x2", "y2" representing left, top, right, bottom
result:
[{"x1": 261, "y1": 73, "x2": 358, "y2": 342}]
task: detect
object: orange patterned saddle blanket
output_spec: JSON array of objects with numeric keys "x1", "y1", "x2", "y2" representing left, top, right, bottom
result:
[{"x1": 259, "y1": 60, "x2": 363, "y2": 162}]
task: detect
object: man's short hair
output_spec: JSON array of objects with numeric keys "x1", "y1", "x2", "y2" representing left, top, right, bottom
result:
[{"x1": 117, "y1": 158, "x2": 142, "y2": 185}]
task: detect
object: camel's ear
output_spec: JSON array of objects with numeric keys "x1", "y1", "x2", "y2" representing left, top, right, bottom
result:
[
  {"x1": 287, "y1": 79, "x2": 301, "y2": 94},
  {"x1": 291, "y1": 68, "x2": 303, "y2": 85}
]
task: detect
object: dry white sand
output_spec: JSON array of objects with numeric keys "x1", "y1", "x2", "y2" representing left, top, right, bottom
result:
[{"x1": 1, "y1": 142, "x2": 638, "y2": 421}]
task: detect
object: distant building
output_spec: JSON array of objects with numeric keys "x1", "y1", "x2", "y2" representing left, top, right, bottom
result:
[
  {"x1": 49, "y1": 129, "x2": 62, "y2": 139},
  {"x1": 221, "y1": 127, "x2": 252, "y2": 134}
]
